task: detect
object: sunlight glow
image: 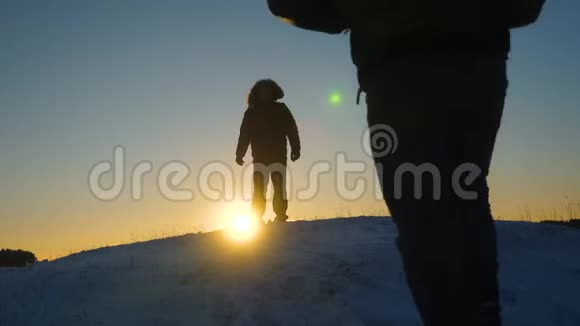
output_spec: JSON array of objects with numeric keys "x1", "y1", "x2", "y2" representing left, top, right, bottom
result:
[{"x1": 226, "y1": 215, "x2": 259, "y2": 242}]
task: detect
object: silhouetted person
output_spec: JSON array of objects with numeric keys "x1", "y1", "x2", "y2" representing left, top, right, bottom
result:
[
  {"x1": 267, "y1": 1, "x2": 544, "y2": 325},
  {"x1": 236, "y1": 79, "x2": 301, "y2": 223}
]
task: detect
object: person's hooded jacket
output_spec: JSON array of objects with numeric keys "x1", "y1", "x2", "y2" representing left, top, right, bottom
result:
[{"x1": 236, "y1": 102, "x2": 300, "y2": 164}]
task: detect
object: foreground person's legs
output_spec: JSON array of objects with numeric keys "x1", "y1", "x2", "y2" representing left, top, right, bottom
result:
[
  {"x1": 366, "y1": 54, "x2": 507, "y2": 325},
  {"x1": 451, "y1": 55, "x2": 507, "y2": 326}
]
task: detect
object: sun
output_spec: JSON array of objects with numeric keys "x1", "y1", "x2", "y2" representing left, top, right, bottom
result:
[{"x1": 226, "y1": 215, "x2": 260, "y2": 242}]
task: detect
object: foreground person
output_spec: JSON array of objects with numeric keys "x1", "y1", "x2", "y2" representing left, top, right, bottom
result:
[{"x1": 266, "y1": 1, "x2": 545, "y2": 324}]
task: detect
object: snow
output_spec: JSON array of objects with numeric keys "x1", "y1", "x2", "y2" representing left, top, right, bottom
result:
[{"x1": 1, "y1": 217, "x2": 579, "y2": 326}]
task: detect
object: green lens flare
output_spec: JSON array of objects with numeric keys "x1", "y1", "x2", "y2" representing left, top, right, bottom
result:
[{"x1": 328, "y1": 91, "x2": 343, "y2": 106}]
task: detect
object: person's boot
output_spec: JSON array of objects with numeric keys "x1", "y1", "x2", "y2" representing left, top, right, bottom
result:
[{"x1": 274, "y1": 215, "x2": 289, "y2": 223}]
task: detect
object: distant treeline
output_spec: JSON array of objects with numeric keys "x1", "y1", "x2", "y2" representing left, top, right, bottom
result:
[{"x1": 0, "y1": 249, "x2": 37, "y2": 267}]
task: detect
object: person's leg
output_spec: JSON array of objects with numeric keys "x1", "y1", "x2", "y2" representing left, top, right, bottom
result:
[
  {"x1": 450, "y1": 55, "x2": 507, "y2": 325},
  {"x1": 366, "y1": 58, "x2": 457, "y2": 325},
  {"x1": 271, "y1": 164, "x2": 289, "y2": 221},
  {"x1": 365, "y1": 54, "x2": 506, "y2": 325},
  {"x1": 252, "y1": 165, "x2": 268, "y2": 220}
]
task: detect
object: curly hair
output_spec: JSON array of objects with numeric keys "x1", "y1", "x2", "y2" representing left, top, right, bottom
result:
[{"x1": 247, "y1": 79, "x2": 285, "y2": 106}]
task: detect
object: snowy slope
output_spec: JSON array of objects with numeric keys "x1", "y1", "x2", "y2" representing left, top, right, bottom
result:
[{"x1": 1, "y1": 218, "x2": 579, "y2": 326}]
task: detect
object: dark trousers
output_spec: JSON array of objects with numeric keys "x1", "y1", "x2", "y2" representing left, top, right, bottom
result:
[
  {"x1": 252, "y1": 162, "x2": 288, "y2": 219},
  {"x1": 365, "y1": 54, "x2": 507, "y2": 326}
]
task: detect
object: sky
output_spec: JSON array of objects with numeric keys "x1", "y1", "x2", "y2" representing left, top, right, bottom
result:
[{"x1": 1, "y1": 0, "x2": 579, "y2": 259}]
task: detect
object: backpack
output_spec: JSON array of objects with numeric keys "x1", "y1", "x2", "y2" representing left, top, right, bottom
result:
[
  {"x1": 337, "y1": 0, "x2": 546, "y2": 36},
  {"x1": 268, "y1": 0, "x2": 546, "y2": 33},
  {"x1": 506, "y1": 0, "x2": 546, "y2": 28},
  {"x1": 267, "y1": 0, "x2": 348, "y2": 34}
]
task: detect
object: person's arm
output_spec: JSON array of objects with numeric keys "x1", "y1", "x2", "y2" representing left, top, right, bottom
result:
[
  {"x1": 267, "y1": 0, "x2": 348, "y2": 34},
  {"x1": 235, "y1": 111, "x2": 251, "y2": 165},
  {"x1": 282, "y1": 104, "x2": 301, "y2": 161}
]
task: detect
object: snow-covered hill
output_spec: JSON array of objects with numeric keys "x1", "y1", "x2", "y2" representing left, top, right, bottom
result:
[{"x1": 1, "y1": 218, "x2": 579, "y2": 326}]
